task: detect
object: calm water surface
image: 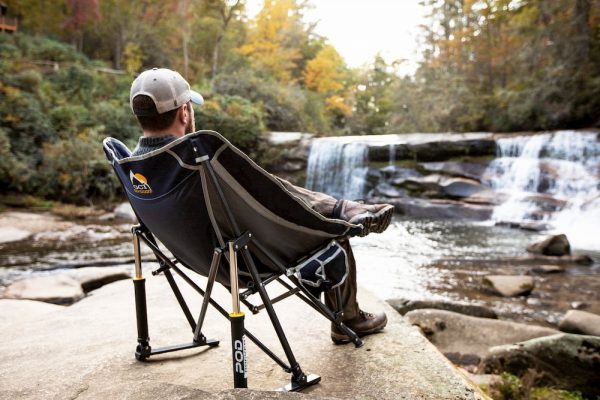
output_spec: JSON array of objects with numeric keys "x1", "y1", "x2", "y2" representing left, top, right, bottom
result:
[{"x1": 1, "y1": 216, "x2": 598, "y2": 326}]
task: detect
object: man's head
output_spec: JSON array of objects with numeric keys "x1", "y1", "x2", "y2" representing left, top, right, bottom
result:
[{"x1": 130, "y1": 68, "x2": 203, "y2": 137}]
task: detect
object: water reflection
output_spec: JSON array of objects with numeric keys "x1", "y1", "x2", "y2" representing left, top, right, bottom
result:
[{"x1": 352, "y1": 217, "x2": 599, "y2": 326}]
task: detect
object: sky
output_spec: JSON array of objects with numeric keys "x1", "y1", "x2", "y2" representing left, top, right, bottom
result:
[{"x1": 245, "y1": 0, "x2": 427, "y2": 74}]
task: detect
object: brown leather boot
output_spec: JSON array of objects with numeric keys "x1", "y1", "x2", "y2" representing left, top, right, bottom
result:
[
  {"x1": 331, "y1": 310, "x2": 388, "y2": 344},
  {"x1": 332, "y1": 200, "x2": 394, "y2": 237}
]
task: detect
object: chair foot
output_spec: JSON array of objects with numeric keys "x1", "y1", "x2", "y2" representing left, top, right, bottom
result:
[
  {"x1": 278, "y1": 373, "x2": 321, "y2": 392},
  {"x1": 135, "y1": 339, "x2": 220, "y2": 361},
  {"x1": 135, "y1": 342, "x2": 152, "y2": 361}
]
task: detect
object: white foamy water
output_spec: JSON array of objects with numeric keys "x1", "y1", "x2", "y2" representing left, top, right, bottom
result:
[
  {"x1": 306, "y1": 139, "x2": 369, "y2": 199},
  {"x1": 487, "y1": 130, "x2": 600, "y2": 251}
]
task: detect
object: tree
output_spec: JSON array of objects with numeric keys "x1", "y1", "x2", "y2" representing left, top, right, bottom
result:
[
  {"x1": 239, "y1": 0, "x2": 306, "y2": 83},
  {"x1": 208, "y1": 0, "x2": 244, "y2": 86}
]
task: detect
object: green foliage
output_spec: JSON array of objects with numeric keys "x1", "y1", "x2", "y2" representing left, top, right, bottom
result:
[
  {"x1": 483, "y1": 372, "x2": 586, "y2": 400},
  {"x1": 0, "y1": 33, "x2": 136, "y2": 204},
  {"x1": 197, "y1": 94, "x2": 265, "y2": 156},
  {"x1": 38, "y1": 129, "x2": 119, "y2": 204},
  {"x1": 214, "y1": 68, "x2": 309, "y2": 132}
]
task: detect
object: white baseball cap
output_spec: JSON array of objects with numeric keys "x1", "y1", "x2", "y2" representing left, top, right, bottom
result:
[{"x1": 130, "y1": 68, "x2": 204, "y2": 116}]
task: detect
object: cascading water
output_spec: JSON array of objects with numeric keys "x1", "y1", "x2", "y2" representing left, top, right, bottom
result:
[
  {"x1": 305, "y1": 139, "x2": 369, "y2": 199},
  {"x1": 487, "y1": 130, "x2": 600, "y2": 250}
]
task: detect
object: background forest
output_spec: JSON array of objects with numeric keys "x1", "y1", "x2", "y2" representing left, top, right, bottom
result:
[{"x1": 1, "y1": 0, "x2": 599, "y2": 204}]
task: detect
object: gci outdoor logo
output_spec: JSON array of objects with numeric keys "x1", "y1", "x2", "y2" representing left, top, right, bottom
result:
[{"x1": 130, "y1": 171, "x2": 152, "y2": 194}]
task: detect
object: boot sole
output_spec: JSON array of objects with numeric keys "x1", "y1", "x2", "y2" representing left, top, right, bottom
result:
[
  {"x1": 331, "y1": 321, "x2": 388, "y2": 344},
  {"x1": 352, "y1": 205, "x2": 394, "y2": 237}
]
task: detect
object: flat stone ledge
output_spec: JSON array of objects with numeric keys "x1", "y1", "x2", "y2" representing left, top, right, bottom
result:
[{"x1": 0, "y1": 273, "x2": 485, "y2": 399}]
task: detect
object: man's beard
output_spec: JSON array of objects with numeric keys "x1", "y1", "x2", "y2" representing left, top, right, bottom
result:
[{"x1": 185, "y1": 117, "x2": 195, "y2": 134}]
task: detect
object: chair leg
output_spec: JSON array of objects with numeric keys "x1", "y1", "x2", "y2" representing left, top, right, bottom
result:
[{"x1": 239, "y1": 248, "x2": 320, "y2": 391}]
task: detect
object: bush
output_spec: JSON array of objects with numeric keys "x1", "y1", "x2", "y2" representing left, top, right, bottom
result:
[
  {"x1": 196, "y1": 94, "x2": 265, "y2": 155},
  {"x1": 38, "y1": 129, "x2": 119, "y2": 204},
  {"x1": 214, "y1": 69, "x2": 309, "y2": 131}
]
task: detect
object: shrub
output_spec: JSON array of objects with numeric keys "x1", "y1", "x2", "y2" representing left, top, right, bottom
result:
[{"x1": 196, "y1": 94, "x2": 265, "y2": 155}]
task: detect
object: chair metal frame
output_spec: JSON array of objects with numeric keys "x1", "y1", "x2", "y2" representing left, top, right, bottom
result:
[{"x1": 126, "y1": 138, "x2": 363, "y2": 392}]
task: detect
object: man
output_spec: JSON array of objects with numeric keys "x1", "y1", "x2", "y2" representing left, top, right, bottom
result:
[{"x1": 129, "y1": 68, "x2": 392, "y2": 344}]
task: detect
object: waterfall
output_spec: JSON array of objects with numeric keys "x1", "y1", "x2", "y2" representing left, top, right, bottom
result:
[
  {"x1": 306, "y1": 139, "x2": 369, "y2": 200},
  {"x1": 389, "y1": 143, "x2": 396, "y2": 166},
  {"x1": 487, "y1": 130, "x2": 600, "y2": 250}
]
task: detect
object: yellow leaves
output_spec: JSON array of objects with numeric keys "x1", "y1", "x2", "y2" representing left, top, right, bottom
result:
[
  {"x1": 326, "y1": 95, "x2": 352, "y2": 117},
  {"x1": 239, "y1": 0, "x2": 303, "y2": 83},
  {"x1": 303, "y1": 45, "x2": 345, "y2": 95},
  {"x1": 123, "y1": 43, "x2": 143, "y2": 75}
]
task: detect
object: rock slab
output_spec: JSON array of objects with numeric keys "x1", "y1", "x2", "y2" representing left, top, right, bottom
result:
[
  {"x1": 559, "y1": 309, "x2": 600, "y2": 336},
  {"x1": 387, "y1": 298, "x2": 498, "y2": 319},
  {"x1": 405, "y1": 309, "x2": 558, "y2": 361},
  {"x1": 0, "y1": 276, "x2": 485, "y2": 399},
  {"x1": 483, "y1": 275, "x2": 534, "y2": 297},
  {"x1": 3, "y1": 275, "x2": 84, "y2": 304},
  {"x1": 2, "y1": 267, "x2": 131, "y2": 304},
  {"x1": 481, "y1": 334, "x2": 600, "y2": 399}
]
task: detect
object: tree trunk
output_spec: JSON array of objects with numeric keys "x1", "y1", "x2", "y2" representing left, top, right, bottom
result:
[
  {"x1": 574, "y1": 0, "x2": 591, "y2": 66},
  {"x1": 211, "y1": 32, "x2": 223, "y2": 87}
]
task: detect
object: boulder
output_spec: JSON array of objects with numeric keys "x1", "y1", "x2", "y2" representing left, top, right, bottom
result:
[
  {"x1": 483, "y1": 275, "x2": 534, "y2": 297},
  {"x1": 559, "y1": 310, "x2": 600, "y2": 336},
  {"x1": 114, "y1": 202, "x2": 137, "y2": 223},
  {"x1": 418, "y1": 162, "x2": 491, "y2": 182},
  {"x1": 526, "y1": 234, "x2": 571, "y2": 256},
  {"x1": 376, "y1": 197, "x2": 493, "y2": 221},
  {"x1": 387, "y1": 298, "x2": 497, "y2": 319},
  {"x1": 441, "y1": 178, "x2": 489, "y2": 199},
  {"x1": 480, "y1": 334, "x2": 600, "y2": 399},
  {"x1": 527, "y1": 264, "x2": 565, "y2": 275},
  {"x1": 66, "y1": 267, "x2": 131, "y2": 292},
  {"x1": 2, "y1": 267, "x2": 131, "y2": 305},
  {"x1": 371, "y1": 183, "x2": 407, "y2": 198},
  {"x1": 3, "y1": 275, "x2": 84, "y2": 305},
  {"x1": 404, "y1": 309, "x2": 558, "y2": 363}
]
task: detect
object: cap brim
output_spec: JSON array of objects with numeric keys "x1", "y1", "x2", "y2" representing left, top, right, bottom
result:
[{"x1": 190, "y1": 90, "x2": 204, "y2": 106}]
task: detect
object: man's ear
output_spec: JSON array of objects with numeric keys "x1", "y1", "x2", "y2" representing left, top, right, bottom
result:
[{"x1": 178, "y1": 104, "x2": 188, "y2": 125}]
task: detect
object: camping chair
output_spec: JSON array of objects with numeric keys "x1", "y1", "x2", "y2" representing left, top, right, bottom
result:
[{"x1": 103, "y1": 130, "x2": 364, "y2": 391}]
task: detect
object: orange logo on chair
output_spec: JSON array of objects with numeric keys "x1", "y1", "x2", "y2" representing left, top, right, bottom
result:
[{"x1": 130, "y1": 171, "x2": 153, "y2": 194}]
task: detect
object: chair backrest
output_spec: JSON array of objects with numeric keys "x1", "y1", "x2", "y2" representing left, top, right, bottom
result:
[{"x1": 103, "y1": 130, "x2": 358, "y2": 286}]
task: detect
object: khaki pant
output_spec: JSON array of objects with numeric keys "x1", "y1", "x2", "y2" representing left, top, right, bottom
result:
[{"x1": 276, "y1": 178, "x2": 360, "y2": 320}]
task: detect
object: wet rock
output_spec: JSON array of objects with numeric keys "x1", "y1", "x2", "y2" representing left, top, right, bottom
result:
[
  {"x1": 376, "y1": 197, "x2": 493, "y2": 221},
  {"x1": 405, "y1": 309, "x2": 558, "y2": 361},
  {"x1": 418, "y1": 162, "x2": 491, "y2": 182},
  {"x1": 0, "y1": 227, "x2": 31, "y2": 243},
  {"x1": 559, "y1": 310, "x2": 600, "y2": 336},
  {"x1": 0, "y1": 212, "x2": 74, "y2": 244},
  {"x1": 371, "y1": 183, "x2": 407, "y2": 198},
  {"x1": 483, "y1": 275, "x2": 535, "y2": 297},
  {"x1": 523, "y1": 194, "x2": 567, "y2": 213},
  {"x1": 480, "y1": 334, "x2": 600, "y2": 399},
  {"x1": 445, "y1": 352, "x2": 481, "y2": 366},
  {"x1": 3, "y1": 275, "x2": 84, "y2": 305},
  {"x1": 527, "y1": 234, "x2": 571, "y2": 256},
  {"x1": 387, "y1": 298, "x2": 498, "y2": 319},
  {"x1": 527, "y1": 264, "x2": 565, "y2": 275},
  {"x1": 441, "y1": 178, "x2": 489, "y2": 199},
  {"x1": 495, "y1": 220, "x2": 552, "y2": 232},
  {"x1": 114, "y1": 202, "x2": 137, "y2": 223},
  {"x1": 571, "y1": 301, "x2": 589, "y2": 310},
  {"x1": 380, "y1": 165, "x2": 420, "y2": 181}
]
